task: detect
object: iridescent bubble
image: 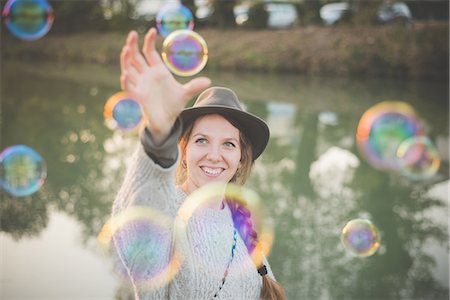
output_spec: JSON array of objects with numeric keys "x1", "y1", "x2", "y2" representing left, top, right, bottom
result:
[
  {"x1": 396, "y1": 136, "x2": 441, "y2": 181},
  {"x1": 97, "y1": 206, "x2": 182, "y2": 290},
  {"x1": 0, "y1": 145, "x2": 47, "y2": 196},
  {"x1": 104, "y1": 92, "x2": 142, "y2": 131},
  {"x1": 162, "y1": 29, "x2": 208, "y2": 77},
  {"x1": 156, "y1": 3, "x2": 194, "y2": 38},
  {"x1": 356, "y1": 101, "x2": 420, "y2": 171},
  {"x1": 2, "y1": 0, "x2": 54, "y2": 41},
  {"x1": 341, "y1": 218, "x2": 380, "y2": 257},
  {"x1": 175, "y1": 182, "x2": 273, "y2": 275}
]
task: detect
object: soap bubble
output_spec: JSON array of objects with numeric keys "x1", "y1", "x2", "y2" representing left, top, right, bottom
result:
[
  {"x1": 104, "y1": 92, "x2": 142, "y2": 131},
  {"x1": 341, "y1": 218, "x2": 380, "y2": 257},
  {"x1": 396, "y1": 136, "x2": 441, "y2": 181},
  {"x1": 0, "y1": 144, "x2": 47, "y2": 196},
  {"x1": 356, "y1": 101, "x2": 420, "y2": 171},
  {"x1": 2, "y1": 0, "x2": 54, "y2": 41},
  {"x1": 162, "y1": 29, "x2": 208, "y2": 77},
  {"x1": 175, "y1": 182, "x2": 273, "y2": 275},
  {"x1": 98, "y1": 206, "x2": 182, "y2": 290},
  {"x1": 156, "y1": 3, "x2": 194, "y2": 38}
]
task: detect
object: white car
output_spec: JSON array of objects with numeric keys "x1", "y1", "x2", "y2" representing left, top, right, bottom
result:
[
  {"x1": 320, "y1": 2, "x2": 350, "y2": 26},
  {"x1": 266, "y1": 3, "x2": 298, "y2": 29},
  {"x1": 234, "y1": 2, "x2": 298, "y2": 29}
]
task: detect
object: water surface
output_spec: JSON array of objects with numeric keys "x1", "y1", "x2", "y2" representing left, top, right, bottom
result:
[{"x1": 1, "y1": 61, "x2": 448, "y2": 300}]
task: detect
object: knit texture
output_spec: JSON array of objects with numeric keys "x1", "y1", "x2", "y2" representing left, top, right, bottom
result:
[{"x1": 112, "y1": 144, "x2": 274, "y2": 300}]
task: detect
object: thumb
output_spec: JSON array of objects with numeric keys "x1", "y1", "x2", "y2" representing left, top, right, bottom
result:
[{"x1": 182, "y1": 77, "x2": 211, "y2": 103}]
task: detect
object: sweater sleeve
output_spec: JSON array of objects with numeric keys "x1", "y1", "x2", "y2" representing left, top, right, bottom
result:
[
  {"x1": 139, "y1": 118, "x2": 182, "y2": 168},
  {"x1": 111, "y1": 137, "x2": 183, "y2": 299}
]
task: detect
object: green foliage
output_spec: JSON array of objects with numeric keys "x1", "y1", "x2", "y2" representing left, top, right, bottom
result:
[
  {"x1": 244, "y1": 2, "x2": 269, "y2": 29},
  {"x1": 50, "y1": 0, "x2": 108, "y2": 33}
]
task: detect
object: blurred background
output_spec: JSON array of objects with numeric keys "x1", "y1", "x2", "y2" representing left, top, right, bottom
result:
[{"x1": 1, "y1": 0, "x2": 448, "y2": 299}]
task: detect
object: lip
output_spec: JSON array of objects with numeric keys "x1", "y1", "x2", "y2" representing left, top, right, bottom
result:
[{"x1": 200, "y1": 166, "x2": 225, "y2": 177}]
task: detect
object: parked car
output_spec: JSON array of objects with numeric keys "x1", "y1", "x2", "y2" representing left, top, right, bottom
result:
[
  {"x1": 320, "y1": 2, "x2": 350, "y2": 26},
  {"x1": 375, "y1": 1, "x2": 412, "y2": 24},
  {"x1": 234, "y1": 2, "x2": 299, "y2": 29},
  {"x1": 320, "y1": 1, "x2": 412, "y2": 26}
]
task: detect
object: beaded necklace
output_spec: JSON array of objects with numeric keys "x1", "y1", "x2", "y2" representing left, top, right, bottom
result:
[{"x1": 212, "y1": 228, "x2": 238, "y2": 299}]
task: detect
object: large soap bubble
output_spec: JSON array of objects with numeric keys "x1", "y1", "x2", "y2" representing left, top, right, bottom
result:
[
  {"x1": 341, "y1": 218, "x2": 381, "y2": 258},
  {"x1": 396, "y1": 136, "x2": 441, "y2": 181},
  {"x1": 162, "y1": 29, "x2": 208, "y2": 77},
  {"x1": 2, "y1": 0, "x2": 54, "y2": 41},
  {"x1": 104, "y1": 91, "x2": 143, "y2": 132},
  {"x1": 156, "y1": 3, "x2": 194, "y2": 38},
  {"x1": 356, "y1": 101, "x2": 420, "y2": 171},
  {"x1": 98, "y1": 206, "x2": 182, "y2": 290},
  {"x1": 0, "y1": 144, "x2": 47, "y2": 196},
  {"x1": 175, "y1": 182, "x2": 273, "y2": 275}
]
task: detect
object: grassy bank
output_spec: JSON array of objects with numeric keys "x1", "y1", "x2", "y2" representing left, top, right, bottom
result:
[{"x1": 1, "y1": 22, "x2": 448, "y2": 81}]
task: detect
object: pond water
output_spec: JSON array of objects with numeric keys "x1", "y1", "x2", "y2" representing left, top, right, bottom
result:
[{"x1": 1, "y1": 61, "x2": 448, "y2": 300}]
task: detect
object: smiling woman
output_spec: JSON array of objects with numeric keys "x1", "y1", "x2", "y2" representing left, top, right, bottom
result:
[{"x1": 111, "y1": 27, "x2": 285, "y2": 299}]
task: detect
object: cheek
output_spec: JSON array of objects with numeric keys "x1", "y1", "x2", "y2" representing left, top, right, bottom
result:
[
  {"x1": 186, "y1": 144, "x2": 204, "y2": 164},
  {"x1": 229, "y1": 152, "x2": 242, "y2": 169}
]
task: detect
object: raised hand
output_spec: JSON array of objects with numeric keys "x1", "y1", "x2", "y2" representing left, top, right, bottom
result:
[{"x1": 120, "y1": 28, "x2": 211, "y2": 144}]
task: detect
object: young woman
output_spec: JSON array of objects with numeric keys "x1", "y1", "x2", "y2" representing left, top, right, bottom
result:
[{"x1": 112, "y1": 28, "x2": 286, "y2": 300}]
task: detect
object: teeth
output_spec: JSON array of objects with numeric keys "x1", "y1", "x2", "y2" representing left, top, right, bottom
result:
[{"x1": 202, "y1": 167, "x2": 222, "y2": 175}]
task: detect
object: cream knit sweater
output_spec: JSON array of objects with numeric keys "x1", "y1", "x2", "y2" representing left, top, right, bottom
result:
[{"x1": 112, "y1": 143, "x2": 275, "y2": 300}]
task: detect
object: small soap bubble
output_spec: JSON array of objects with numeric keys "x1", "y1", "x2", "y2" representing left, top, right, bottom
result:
[
  {"x1": 356, "y1": 101, "x2": 419, "y2": 171},
  {"x1": 162, "y1": 29, "x2": 208, "y2": 77},
  {"x1": 2, "y1": 0, "x2": 54, "y2": 41},
  {"x1": 396, "y1": 136, "x2": 441, "y2": 181},
  {"x1": 98, "y1": 207, "x2": 182, "y2": 290},
  {"x1": 175, "y1": 182, "x2": 273, "y2": 275},
  {"x1": 0, "y1": 145, "x2": 47, "y2": 197},
  {"x1": 341, "y1": 218, "x2": 380, "y2": 257},
  {"x1": 156, "y1": 3, "x2": 194, "y2": 38},
  {"x1": 104, "y1": 92, "x2": 142, "y2": 131}
]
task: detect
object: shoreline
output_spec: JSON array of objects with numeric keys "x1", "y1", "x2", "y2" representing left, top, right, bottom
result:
[{"x1": 1, "y1": 22, "x2": 448, "y2": 81}]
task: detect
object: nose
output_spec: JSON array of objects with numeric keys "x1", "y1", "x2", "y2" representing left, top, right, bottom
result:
[{"x1": 206, "y1": 145, "x2": 222, "y2": 162}]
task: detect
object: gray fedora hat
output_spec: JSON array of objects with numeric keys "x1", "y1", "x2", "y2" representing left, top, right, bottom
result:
[{"x1": 180, "y1": 87, "x2": 270, "y2": 160}]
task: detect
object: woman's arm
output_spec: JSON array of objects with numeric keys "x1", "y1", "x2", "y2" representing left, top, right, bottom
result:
[
  {"x1": 110, "y1": 27, "x2": 210, "y2": 298},
  {"x1": 120, "y1": 28, "x2": 210, "y2": 144}
]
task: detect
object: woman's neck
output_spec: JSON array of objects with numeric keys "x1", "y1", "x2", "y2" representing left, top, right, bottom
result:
[{"x1": 181, "y1": 181, "x2": 225, "y2": 210}]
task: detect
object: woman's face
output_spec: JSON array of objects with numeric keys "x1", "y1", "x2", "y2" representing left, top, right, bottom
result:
[{"x1": 183, "y1": 114, "x2": 241, "y2": 194}]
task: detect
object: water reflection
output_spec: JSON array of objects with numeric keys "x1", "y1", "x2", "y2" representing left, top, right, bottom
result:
[{"x1": 1, "y1": 61, "x2": 448, "y2": 299}]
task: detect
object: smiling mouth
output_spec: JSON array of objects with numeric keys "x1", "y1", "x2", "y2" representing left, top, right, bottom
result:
[{"x1": 201, "y1": 166, "x2": 224, "y2": 176}]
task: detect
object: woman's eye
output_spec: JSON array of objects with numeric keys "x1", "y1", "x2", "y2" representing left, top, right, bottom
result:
[
  {"x1": 224, "y1": 141, "x2": 236, "y2": 148},
  {"x1": 195, "y1": 138, "x2": 207, "y2": 144}
]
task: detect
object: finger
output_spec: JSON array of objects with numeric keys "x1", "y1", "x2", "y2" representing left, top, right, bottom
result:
[
  {"x1": 129, "y1": 41, "x2": 149, "y2": 74},
  {"x1": 120, "y1": 44, "x2": 130, "y2": 75},
  {"x1": 143, "y1": 27, "x2": 164, "y2": 66},
  {"x1": 120, "y1": 46, "x2": 140, "y2": 86},
  {"x1": 182, "y1": 77, "x2": 211, "y2": 102},
  {"x1": 120, "y1": 70, "x2": 137, "y2": 91},
  {"x1": 120, "y1": 45, "x2": 132, "y2": 89}
]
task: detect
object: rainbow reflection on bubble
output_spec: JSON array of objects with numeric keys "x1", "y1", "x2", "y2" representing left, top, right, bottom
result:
[
  {"x1": 0, "y1": 145, "x2": 47, "y2": 197},
  {"x1": 396, "y1": 136, "x2": 441, "y2": 181},
  {"x1": 175, "y1": 182, "x2": 273, "y2": 275},
  {"x1": 2, "y1": 0, "x2": 54, "y2": 41},
  {"x1": 98, "y1": 206, "x2": 182, "y2": 290},
  {"x1": 341, "y1": 218, "x2": 380, "y2": 258},
  {"x1": 162, "y1": 30, "x2": 208, "y2": 77},
  {"x1": 104, "y1": 91, "x2": 142, "y2": 131},
  {"x1": 156, "y1": 3, "x2": 194, "y2": 38},
  {"x1": 356, "y1": 101, "x2": 420, "y2": 171}
]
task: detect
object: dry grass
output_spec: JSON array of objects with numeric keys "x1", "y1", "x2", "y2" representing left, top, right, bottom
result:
[{"x1": 1, "y1": 22, "x2": 448, "y2": 80}]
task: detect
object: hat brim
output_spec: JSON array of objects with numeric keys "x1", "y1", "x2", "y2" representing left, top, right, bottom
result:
[{"x1": 180, "y1": 105, "x2": 270, "y2": 160}]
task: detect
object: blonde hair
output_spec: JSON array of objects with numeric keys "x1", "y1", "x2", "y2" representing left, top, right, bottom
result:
[{"x1": 176, "y1": 115, "x2": 286, "y2": 300}]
